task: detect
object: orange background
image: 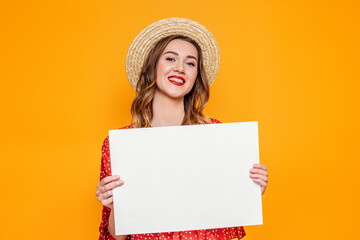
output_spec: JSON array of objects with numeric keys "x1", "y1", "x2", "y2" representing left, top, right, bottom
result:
[{"x1": 1, "y1": 1, "x2": 359, "y2": 239}]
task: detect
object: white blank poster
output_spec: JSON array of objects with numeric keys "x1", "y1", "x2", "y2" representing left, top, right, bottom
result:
[{"x1": 109, "y1": 121, "x2": 262, "y2": 235}]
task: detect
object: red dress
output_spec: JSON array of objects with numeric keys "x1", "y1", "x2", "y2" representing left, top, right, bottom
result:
[{"x1": 99, "y1": 119, "x2": 246, "y2": 240}]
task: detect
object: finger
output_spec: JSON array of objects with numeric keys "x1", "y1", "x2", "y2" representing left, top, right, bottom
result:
[
  {"x1": 252, "y1": 178, "x2": 267, "y2": 188},
  {"x1": 100, "y1": 175, "x2": 121, "y2": 187},
  {"x1": 97, "y1": 189, "x2": 113, "y2": 201},
  {"x1": 253, "y1": 163, "x2": 267, "y2": 171},
  {"x1": 101, "y1": 196, "x2": 114, "y2": 208},
  {"x1": 103, "y1": 190, "x2": 113, "y2": 199},
  {"x1": 100, "y1": 180, "x2": 124, "y2": 193},
  {"x1": 97, "y1": 188, "x2": 113, "y2": 201},
  {"x1": 249, "y1": 168, "x2": 268, "y2": 176},
  {"x1": 250, "y1": 173, "x2": 268, "y2": 182},
  {"x1": 98, "y1": 175, "x2": 121, "y2": 188}
]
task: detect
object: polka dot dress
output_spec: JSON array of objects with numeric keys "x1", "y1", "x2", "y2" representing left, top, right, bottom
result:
[{"x1": 98, "y1": 119, "x2": 246, "y2": 240}]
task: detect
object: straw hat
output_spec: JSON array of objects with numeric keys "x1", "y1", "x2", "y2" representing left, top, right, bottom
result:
[{"x1": 126, "y1": 17, "x2": 220, "y2": 91}]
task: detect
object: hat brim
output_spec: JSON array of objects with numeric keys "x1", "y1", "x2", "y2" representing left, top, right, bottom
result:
[{"x1": 126, "y1": 17, "x2": 220, "y2": 91}]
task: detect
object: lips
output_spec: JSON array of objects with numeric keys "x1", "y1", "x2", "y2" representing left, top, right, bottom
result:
[{"x1": 168, "y1": 75, "x2": 185, "y2": 86}]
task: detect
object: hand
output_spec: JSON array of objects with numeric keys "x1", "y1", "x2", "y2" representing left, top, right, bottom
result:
[
  {"x1": 249, "y1": 163, "x2": 268, "y2": 195},
  {"x1": 96, "y1": 175, "x2": 124, "y2": 208}
]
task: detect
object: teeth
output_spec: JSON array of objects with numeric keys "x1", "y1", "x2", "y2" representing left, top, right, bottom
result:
[{"x1": 169, "y1": 77, "x2": 184, "y2": 83}]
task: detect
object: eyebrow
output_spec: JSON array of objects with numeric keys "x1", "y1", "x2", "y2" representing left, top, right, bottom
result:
[{"x1": 163, "y1": 51, "x2": 198, "y2": 61}]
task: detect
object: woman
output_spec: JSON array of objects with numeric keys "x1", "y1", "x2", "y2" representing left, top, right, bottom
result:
[{"x1": 96, "y1": 18, "x2": 268, "y2": 240}]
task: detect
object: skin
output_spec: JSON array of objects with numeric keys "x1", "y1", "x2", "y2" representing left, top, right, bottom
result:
[{"x1": 96, "y1": 39, "x2": 268, "y2": 239}]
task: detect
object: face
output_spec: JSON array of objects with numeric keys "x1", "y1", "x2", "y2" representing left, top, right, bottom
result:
[{"x1": 155, "y1": 39, "x2": 199, "y2": 100}]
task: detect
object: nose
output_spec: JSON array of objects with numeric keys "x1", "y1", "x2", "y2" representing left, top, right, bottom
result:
[{"x1": 174, "y1": 60, "x2": 184, "y2": 74}]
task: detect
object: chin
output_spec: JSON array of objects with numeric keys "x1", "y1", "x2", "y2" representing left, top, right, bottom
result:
[
  {"x1": 167, "y1": 93, "x2": 187, "y2": 100},
  {"x1": 162, "y1": 89, "x2": 187, "y2": 99}
]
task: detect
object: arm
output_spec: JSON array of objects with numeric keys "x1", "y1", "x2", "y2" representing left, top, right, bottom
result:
[
  {"x1": 108, "y1": 207, "x2": 127, "y2": 240},
  {"x1": 97, "y1": 136, "x2": 128, "y2": 240}
]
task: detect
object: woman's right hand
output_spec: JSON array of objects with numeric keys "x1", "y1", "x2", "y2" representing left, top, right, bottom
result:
[{"x1": 96, "y1": 175, "x2": 124, "y2": 208}]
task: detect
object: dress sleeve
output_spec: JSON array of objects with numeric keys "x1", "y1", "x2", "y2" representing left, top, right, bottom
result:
[
  {"x1": 99, "y1": 125, "x2": 134, "y2": 240},
  {"x1": 209, "y1": 118, "x2": 222, "y2": 124},
  {"x1": 229, "y1": 227, "x2": 246, "y2": 239},
  {"x1": 99, "y1": 136, "x2": 117, "y2": 240}
]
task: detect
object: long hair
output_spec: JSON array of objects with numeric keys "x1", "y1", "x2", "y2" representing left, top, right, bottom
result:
[{"x1": 131, "y1": 35, "x2": 211, "y2": 128}]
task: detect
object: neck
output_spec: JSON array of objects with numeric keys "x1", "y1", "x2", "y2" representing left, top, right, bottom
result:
[{"x1": 151, "y1": 90, "x2": 185, "y2": 127}]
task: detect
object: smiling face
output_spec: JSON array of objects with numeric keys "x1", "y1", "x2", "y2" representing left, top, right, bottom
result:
[{"x1": 155, "y1": 39, "x2": 199, "y2": 100}]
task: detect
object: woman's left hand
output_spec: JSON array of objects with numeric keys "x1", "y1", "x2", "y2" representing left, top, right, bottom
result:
[{"x1": 249, "y1": 163, "x2": 268, "y2": 195}]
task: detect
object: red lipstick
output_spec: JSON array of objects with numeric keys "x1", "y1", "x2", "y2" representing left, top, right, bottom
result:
[{"x1": 168, "y1": 75, "x2": 185, "y2": 86}]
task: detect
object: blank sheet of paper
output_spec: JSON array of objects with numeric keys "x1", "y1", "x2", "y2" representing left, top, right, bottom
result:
[{"x1": 109, "y1": 121, "x2": 262, "y2": 235}]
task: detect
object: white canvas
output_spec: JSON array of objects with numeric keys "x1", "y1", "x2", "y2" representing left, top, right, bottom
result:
[{"x1": 109, "y1": 121, "x2": 263, "y2": 235}]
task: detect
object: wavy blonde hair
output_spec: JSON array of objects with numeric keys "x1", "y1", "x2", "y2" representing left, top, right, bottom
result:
[{"x1": 131, "y1": 35, "x2": 211, "y2": 128}]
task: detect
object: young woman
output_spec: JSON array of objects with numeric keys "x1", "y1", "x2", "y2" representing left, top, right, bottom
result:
[{"x1": 96, "y1": 18, "x2": 268, "y2": 240}]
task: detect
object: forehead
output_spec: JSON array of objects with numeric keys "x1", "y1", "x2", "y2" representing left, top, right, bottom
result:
[{"x1": 163, "y1": 39, "x2": 198, "y2": 58}]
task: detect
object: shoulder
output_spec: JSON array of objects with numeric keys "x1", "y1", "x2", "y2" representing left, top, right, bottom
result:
[
  {"x1": 209, "y1": 118, "x2": 222, "y2": 124},
  {"x1": 120, "y1": 124, "x2": 135, "y2": 129}
]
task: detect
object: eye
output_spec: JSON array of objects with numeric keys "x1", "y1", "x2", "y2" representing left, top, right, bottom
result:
[
  {"x1": 186, "y1": 62, "x2": 195, "y2": 67},
  {"x1": 166, "y1": 57, "x2": 175, "y2": 62}
]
